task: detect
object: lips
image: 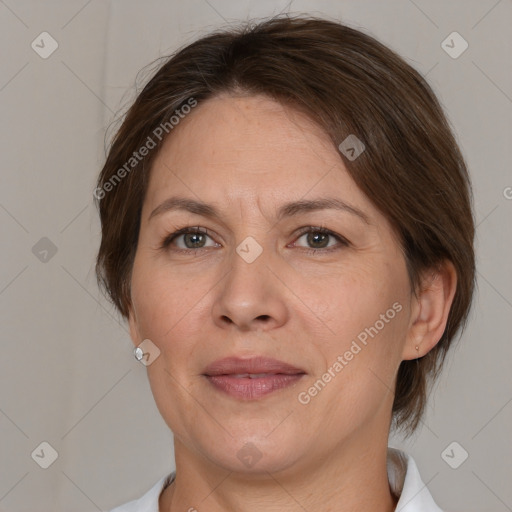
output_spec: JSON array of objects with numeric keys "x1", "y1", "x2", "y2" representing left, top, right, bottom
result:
[
  {"x1": 203, "y1": 356, "x2": 305, "y2": 377},
  {"x1": 203, "y1": 356, "x2": 306, "y2": 400}
]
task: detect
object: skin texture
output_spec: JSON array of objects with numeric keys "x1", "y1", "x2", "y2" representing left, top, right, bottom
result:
[{"x1": 127, "y1": 94, "x2": 457, "y2": 512}]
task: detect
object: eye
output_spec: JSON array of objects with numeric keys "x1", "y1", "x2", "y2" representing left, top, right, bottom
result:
[
  {"x1": 160, "y1": 227, "x2": 218, "y2": 251},
  {"x1": 160, "y1": 226, "x2": 349, "y2": 254},
  {"x1": 292, "y1": 227, "x2": 349, "y2": 253}
]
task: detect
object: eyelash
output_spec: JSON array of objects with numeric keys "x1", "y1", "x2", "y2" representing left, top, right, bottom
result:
[{"x1": 159, "y1": 226, "x2": 350, "y2": 255}]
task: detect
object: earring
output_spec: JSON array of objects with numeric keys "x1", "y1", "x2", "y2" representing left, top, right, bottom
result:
[
  {"x1": 415, "y1": 345, "x2": 420, "y2": 359},
  {"x1": 134, "y1": 346, "x2": 144, "y2": 361}
]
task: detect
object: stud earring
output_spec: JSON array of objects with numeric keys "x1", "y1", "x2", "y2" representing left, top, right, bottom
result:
[{"x1": 134, "y1": 346, "x2": 144, "y2": 361}]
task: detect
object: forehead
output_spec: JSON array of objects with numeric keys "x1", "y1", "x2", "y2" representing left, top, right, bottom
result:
[{"x1": 144, "y1": 94, "x2": 374, "y2": 220}]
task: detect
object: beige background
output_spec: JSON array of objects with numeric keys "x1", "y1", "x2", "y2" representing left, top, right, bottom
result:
[{"x1": 1, "y1": 0, "x2": 511, "y2": 510}]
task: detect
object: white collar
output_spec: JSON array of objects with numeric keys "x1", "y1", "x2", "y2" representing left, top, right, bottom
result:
[
  {"x1": 387, "y1": 448, "x2": 443, "y2": 511},
  {"x1": 109, "y1": 448, "x2": 443, "y2": 512}
]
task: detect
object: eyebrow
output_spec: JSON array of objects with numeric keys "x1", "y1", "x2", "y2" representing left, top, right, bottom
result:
[{"x1": 148, "y1": 196, "x2": 370, "y2": 224}]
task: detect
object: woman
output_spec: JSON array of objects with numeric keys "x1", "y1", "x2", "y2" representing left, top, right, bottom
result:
[{"x1": 95, "y1": 15, "x2": 475, "y2": 512}]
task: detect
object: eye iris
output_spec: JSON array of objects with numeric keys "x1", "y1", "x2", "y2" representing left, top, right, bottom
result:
[
  {"x1": 184, "y1": 232, "x2": 205, "y2": 248},
  {"x1": 178, "y1": 230, "x2": 332, "y2": 250},
  {"x1": 308, "y1": 231, "x2": 329, "y2": 248}
]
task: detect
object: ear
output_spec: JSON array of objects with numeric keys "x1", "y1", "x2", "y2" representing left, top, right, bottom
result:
[
  {"x1": 402, "y1": 260, "x2": 457, "y2": 360},
  {"x1": 127, "y1": 304, "x2": 142, "y2": 348}
]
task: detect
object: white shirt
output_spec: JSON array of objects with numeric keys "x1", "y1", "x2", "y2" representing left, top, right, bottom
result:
[{"x1": 110, "y1": 448, "x2": 443, "y2": 512}]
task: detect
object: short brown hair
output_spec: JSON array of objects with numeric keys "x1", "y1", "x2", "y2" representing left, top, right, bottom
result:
[{"x1": 95, "y1": 14, "x2": 475, "y2": 436}]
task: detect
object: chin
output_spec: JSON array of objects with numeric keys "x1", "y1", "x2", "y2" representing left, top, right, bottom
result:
[{"x1": 194, "y1": 427, "x2": 304, "y2": 475}]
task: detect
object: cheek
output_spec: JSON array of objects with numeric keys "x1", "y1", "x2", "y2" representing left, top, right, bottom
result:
[
  {"x1": 305, "y1": 310, "x2": 408, "y2": 436},
  {"x1": 319, "y1": 261, "x2": 405, "y2": 337},
  {"x1": 309, "y1": 265, "x2": 410, "y2": 406},
  {"x1": 130, "y1": 257, "x2": 211, "y2": 344},
  {"x1": 130, "y1": 261, "x2": 210, "y2": 434}
]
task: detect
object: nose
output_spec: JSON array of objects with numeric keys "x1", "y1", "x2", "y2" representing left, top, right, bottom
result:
[{"x1": 211, "y1": 243, "x2": 289, "y2": 332}]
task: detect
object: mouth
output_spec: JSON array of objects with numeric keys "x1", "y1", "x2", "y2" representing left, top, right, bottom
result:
[
  {"x1": 203, "y1": 356, "x2": 306, "y2": 400},
  {"x1": 225, "y1": 373, "x2": 287, "y2": 378}
]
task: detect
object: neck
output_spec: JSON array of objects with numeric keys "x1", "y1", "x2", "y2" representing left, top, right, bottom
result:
[{"x1": 159, "y1": 427, "x2": 397, "y2": 512}]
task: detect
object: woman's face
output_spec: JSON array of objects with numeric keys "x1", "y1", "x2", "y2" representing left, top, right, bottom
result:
[{"x1": 128, "y1": 94, "x2": 417, "y2": 474}]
